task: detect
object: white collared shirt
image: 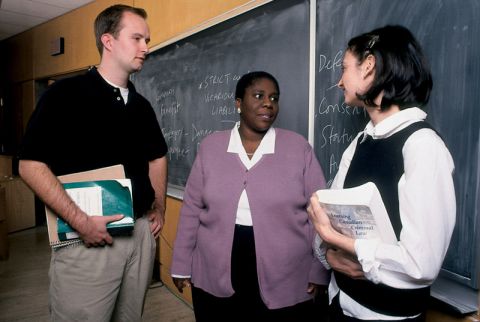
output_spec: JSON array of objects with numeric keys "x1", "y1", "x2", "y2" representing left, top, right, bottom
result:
[
  {"x1": 329, "y1": 107, "x2": 456, "y2": 320},
  {"x1": 227, "y1": 121, "x2": 276, "y2": 226}
]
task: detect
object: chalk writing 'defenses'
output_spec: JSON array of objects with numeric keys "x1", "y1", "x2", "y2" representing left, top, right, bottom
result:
[{"x1": 318, "y1": 50, "x2": 343, "y2": 73}]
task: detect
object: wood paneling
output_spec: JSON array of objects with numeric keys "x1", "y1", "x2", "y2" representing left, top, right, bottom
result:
[
  {"x1": 427, "y1": 311, "x2": 480, "y2": 322},
  {"x1": 135, "y1": 0, "x2": 252, "y2": 48},
  {"x1": 0, "y1": 187, "x2": 8, "y2": 260},
  {"x1": 160, "y1": 197, "x2": 192, "y2": 305},
  {"x1": 0, "y1": 156, "x2": 12, "y2": 177},
  {"x1": 33, "y1": 0, "x2": 132, "y2": 78},
  {"x1": 0, "y1": 177, "x2": 35, "y2": 233},
  {"x1": 3, "y1": 30, "x2": 34, "y2": 83}
]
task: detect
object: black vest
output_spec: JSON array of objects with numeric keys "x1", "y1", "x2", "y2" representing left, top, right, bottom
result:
[{"x1": 334, "y1": 121, "x2": 434, "y2": 316}]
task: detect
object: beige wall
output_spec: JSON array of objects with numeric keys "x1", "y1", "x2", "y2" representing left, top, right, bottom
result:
[
  {"x1": 33, "y1": 0, "x2": 132, "y2": 79},
  {"x1": 137, "y1": 0, "x2": 252, "y2": 47}
]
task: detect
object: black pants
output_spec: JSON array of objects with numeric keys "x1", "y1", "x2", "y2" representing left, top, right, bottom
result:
[
  {"x1": 329, "y1": 294, "x2": 426, "y2": 322},
  {"x1": 192, "y1": 224, "x2": 317, "y2": 322}
]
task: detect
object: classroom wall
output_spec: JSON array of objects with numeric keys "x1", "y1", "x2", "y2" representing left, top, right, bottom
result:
[{"x1": 0, "y1": 0, "x2": 478, "y2": 320}]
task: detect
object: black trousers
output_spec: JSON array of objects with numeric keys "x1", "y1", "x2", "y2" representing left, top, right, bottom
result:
[
  {"x1": 329, "y1": 294, "x2": 426, "y2": 322},
  {"x1": 192, "y1": 224, "x2": 317, "y2": 322}
]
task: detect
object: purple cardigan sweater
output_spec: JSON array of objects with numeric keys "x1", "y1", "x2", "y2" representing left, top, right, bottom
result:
[{"x1": 171, "y1": 128, "x2": 329, "y2": 309}]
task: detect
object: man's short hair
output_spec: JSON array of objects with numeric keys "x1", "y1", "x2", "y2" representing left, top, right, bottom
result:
[{"x1": 94, "y1": 4, "x2": 147, "y2": 55}]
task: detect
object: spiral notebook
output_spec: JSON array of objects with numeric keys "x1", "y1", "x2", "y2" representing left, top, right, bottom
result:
[{"x1": 45, "y1": 164, "x2": 126, "y2": 249}]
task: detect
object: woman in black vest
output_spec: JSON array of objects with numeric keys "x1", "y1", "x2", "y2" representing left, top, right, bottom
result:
[{"x1": 308, "y1": 25, "x2": 456, "y2": 321}]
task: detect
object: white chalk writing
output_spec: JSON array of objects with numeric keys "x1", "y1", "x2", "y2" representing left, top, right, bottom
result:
[
  {"x1": 198, "y1": 73, "x2": 241, "y2": 90},
  {"x1": 158, "y1": 88, "x2": 175, "y2": 100},
  {"x1": 211, "y1": 105, "x2": 236, "y2": 116},
  {"x1": 192, "y1": 124, "x2": 213, "y2": 142},
  {"x1": 317, "y1": 96, "x2": 362, "y2": 115},
  {"x1": 319, "y1": 124, "x2": 355, "y2": 148},
  {"x1": 318, "y1": 50, "x2": 343, "y2": 73},
  {"x1": 168, "y1": 146, "x2": 190, "y2": 160},
  {"x1": 162, "y1": 128, "x2": 186, "y2": 142},
  {"x1": 204, "y1": 92, "x2": 235, "y2": 102},
  {"x1": 159, "y1": 102, "x2": 181, "y2": 116}
]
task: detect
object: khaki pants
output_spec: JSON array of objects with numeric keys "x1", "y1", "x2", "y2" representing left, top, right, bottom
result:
[{"x1": 49, "y1": 217, "x2": 156, "y2": 322}]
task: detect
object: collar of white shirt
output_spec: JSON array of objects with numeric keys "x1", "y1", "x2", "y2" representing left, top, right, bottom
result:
[
  {"x1": 227, "y1": 121, "x2": 275, "y2": 167},
  {"x1": 361, "y1": 107, "x2": 427, "y2": 143}
]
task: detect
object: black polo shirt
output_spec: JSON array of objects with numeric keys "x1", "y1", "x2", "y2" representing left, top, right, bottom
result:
[{"x1": 19, "y1": 68, "x2": 168, "y2": 217}]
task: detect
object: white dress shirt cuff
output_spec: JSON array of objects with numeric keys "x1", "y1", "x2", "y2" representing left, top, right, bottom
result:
[
  {"x1": 355, "y1": 238, "x2": 381, "y2": 284},
  {"x1": 171, "y1": 274, "x2": 191, "y2": 279}
]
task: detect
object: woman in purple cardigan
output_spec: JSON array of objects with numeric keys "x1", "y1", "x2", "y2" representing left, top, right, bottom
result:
[{"x1": 171, "y1": 71, "x2": 329, "y2": 321}]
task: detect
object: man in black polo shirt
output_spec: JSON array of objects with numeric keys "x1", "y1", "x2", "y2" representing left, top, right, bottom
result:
[{"x1": 18, "y1": 5, "x2": 167, "y2": 321}]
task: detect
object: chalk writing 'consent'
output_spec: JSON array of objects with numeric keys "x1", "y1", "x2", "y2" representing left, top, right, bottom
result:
[{"x1": 317, "y1": 97, "x2": 362, "y2": 115}]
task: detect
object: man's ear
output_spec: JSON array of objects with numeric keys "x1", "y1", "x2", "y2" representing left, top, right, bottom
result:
[{"x1": 101, "y1": 33, "x2": 114, "y2": 52}]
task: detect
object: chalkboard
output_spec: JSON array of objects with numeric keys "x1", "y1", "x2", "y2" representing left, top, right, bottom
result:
[
  {"x1": 314, "y1": 0, "x2": 480, "y2": 288},
  {"x1": 132, "y1": 0, "x2": 310, "y2": 187}
]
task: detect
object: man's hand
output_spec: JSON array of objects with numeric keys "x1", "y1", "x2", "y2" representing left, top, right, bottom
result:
[
  {"x1": 326, "y1": 248, "x2": 365, "y2": 279},
  {"x1": 76, "y1": 214, "x2": 124, "y2": 247},
  {"x1": 172, "y1": 277, "x2": 191, "y2": 293},
  {"x1": 147, "y1": 207, "x2": 165, "y2": 239},
  {"x1": 148, "y1": 156, "x2": 167, "y2": 239}
]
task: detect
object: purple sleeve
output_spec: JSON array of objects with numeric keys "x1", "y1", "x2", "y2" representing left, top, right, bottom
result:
[{"x1": 171, "y1": 142, "x2": 206, "y2": 276}]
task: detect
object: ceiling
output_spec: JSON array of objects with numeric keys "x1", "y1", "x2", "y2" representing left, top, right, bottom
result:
[{"x1": 0, "y1": 0, "x2": 94, "y2": 41}]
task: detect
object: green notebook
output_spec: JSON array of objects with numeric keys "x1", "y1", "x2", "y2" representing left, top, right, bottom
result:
[{"x1": 57, "y1": 179, "x2": 134, "y2": 241}]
